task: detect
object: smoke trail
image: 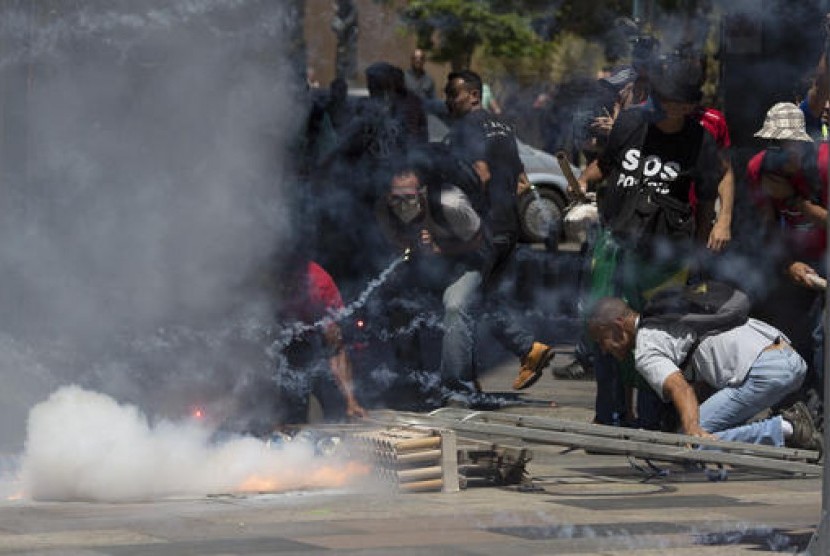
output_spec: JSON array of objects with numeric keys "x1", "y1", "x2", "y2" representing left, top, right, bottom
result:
[
  {"x1": 268, "y1": 254, "x2": 408, "y2": 354},
  {"x1": 19, "y1": 386, "x2": 367, "y2": 502}
]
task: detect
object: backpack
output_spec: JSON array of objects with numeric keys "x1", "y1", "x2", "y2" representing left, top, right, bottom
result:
[
  {"x1": 640, "y1": 281, "x2": 752, "y2": 380},
  {"x1": 640, "y1": 280, "x2": 751, "y2": 338}
]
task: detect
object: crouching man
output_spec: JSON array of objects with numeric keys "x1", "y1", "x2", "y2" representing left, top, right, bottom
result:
[
  {"x1": 587, "y1": 296, "x2": 821, "y2": 451},
  {"x1": 376, "y1": 155, "x2": 487, "y2": 406}
]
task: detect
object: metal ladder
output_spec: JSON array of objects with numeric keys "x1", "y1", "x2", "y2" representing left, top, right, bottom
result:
[{"x1": 366, "y1": 408, "x2": 822, "y2": 477}]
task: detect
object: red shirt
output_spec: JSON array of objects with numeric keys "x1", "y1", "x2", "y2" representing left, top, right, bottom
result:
[
  {"x1": 305, "y1": 261, "x2": 344, "y2": 319},
  {"x1": 746, "y1": 145, "x2": 827, "y2": 261},
  {"x1": 283, "y1": 262, "x2": 344, "y2": 324}
]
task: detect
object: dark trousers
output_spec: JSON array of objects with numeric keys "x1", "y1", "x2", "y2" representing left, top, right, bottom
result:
[{"x1": 480, "y1": 231, "x2": 535, "y2": 359}]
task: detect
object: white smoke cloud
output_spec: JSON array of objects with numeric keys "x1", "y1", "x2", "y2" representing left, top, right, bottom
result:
[{"x1": 19, "y1": 386, "x2": 366, "y2": 502}]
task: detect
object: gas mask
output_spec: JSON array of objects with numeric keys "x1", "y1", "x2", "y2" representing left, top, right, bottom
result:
[{"x1": 390, "y1": 195, "x2": 423, "y2": 224}]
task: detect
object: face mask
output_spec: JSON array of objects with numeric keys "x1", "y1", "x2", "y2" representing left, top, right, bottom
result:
[{"x1": 390, "y1": 196, "x2": 422, "y2": 224}]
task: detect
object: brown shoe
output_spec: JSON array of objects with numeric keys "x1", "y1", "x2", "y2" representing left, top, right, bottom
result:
[{"x1": 513, "y1": 342, "x2": 555, "y2": 390}]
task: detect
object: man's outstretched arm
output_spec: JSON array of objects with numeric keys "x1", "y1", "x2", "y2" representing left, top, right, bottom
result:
[{"x1": 662, "y1": 371, "x2": 715, "y2": 439}]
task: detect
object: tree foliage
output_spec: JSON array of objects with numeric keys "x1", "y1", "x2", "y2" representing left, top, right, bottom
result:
[
  {"x1": 396, "y1": 0, "x2": 717, "y2": 85},
  {"x1": 400, "y1": 0, "x2": 548, "y2": 71}
]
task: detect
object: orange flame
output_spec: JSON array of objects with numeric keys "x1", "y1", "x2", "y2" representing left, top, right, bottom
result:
[
  {"x1": 236, "y1": 460, "x2": 369, "y2": 493},
  {"x1": 6, "y1": 491, "x2": 24, "y2": 501}
]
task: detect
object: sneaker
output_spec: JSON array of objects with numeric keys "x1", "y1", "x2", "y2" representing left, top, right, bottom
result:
[
  {"x1": 782, "y1": 401, "x2": 823, "y2": 455},
  {"x1": 553, "y1": 360, "x2": 592, "y2": 380},
  {"x1": 513, "y1": 342, "x2": 555, "y2": 390}
]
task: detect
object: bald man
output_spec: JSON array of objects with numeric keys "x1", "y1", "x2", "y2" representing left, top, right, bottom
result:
[{"x1": 404, "y1": 48, "x2": 436, "y2": 100}]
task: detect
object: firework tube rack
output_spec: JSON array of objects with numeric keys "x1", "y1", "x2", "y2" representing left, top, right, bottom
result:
[{"x1": 348, "y1": 427, "x2": 460, "y2": 493}]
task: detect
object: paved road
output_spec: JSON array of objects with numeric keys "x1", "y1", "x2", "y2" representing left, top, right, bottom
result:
[{"x1": 0, "y1": 353, "x2": 821, "y2": 555}]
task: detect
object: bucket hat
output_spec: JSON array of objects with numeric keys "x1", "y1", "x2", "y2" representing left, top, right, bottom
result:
[{"x1": 754, "y1": 102, "x2": 814, "y2": 142}]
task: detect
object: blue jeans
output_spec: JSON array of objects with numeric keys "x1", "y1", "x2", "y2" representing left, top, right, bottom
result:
[
  {"x1": 699, "y1": 346, "x2": 806, "y2": 433},
  {"x1": 440, "y1": 251, "x2": 536, "y2": 400},
  {"x1": 713, "y1": 415, "x2": 785, "y2": 446},
  {"x1": 440, "y1": 270, "x2": 482, "y2": 395}
]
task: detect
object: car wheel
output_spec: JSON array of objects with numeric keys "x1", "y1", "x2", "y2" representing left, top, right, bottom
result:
[{"x1": 517, "y1": 186, "x2": 566, "y2": 244}]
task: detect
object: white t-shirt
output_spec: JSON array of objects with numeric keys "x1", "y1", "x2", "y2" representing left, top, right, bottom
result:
[{"x1": 635, "y1": 318, "x2": 785, "y2": 401}]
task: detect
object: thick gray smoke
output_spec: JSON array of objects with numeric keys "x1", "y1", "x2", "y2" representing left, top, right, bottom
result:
[{"x1": 0, "y1": 1, "x2": 302, "y2": 450}]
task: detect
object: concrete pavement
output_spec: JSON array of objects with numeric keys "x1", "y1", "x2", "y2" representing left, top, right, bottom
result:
[{"x1": 0, "y1": 352, "x2": 821, "y2": 555}]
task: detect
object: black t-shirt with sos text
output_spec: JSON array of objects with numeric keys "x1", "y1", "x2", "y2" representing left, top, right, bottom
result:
[{"x1": 597, "y1": 105, "x2": 724, "y2": 223}]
